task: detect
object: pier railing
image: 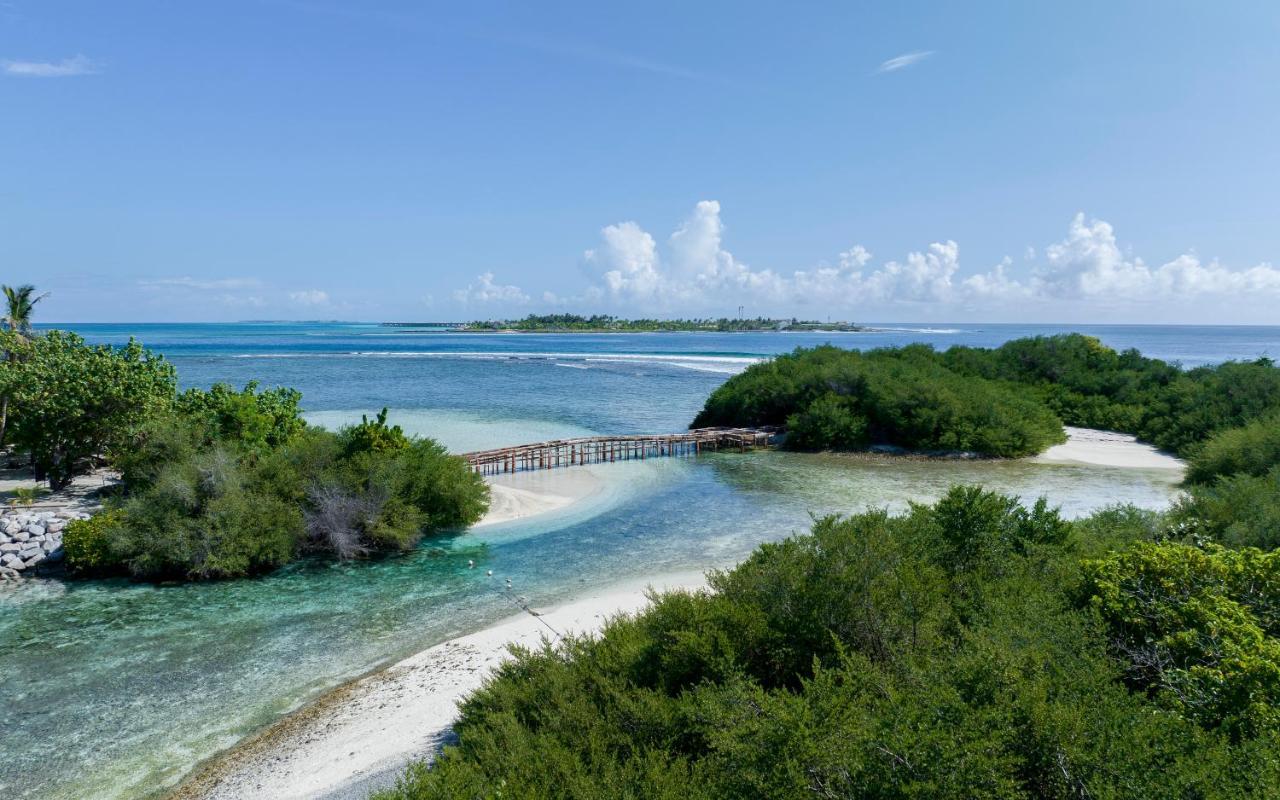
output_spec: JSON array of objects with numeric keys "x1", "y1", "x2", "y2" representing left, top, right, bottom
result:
[{"x1": 462, "y1": 427, "x2": 779, "y2": 475}]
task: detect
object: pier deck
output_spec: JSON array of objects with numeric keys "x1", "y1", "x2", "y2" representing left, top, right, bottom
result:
[{"x1": 462, "y1": 427, "x2": 778, "y2": 475}]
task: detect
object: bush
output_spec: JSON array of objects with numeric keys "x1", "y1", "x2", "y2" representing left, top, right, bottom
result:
[
  {"x1": 175, "y1": 381, "x2": 305, "y2": 450},
  {"x1": 697, "y1": 335, "x2": 1280, "y2": 459},
  {"x1": 377, "y1": 493, "x2": 1280, "y2": 799},
  {"x1": 1186, "y1": 412, "x2": 1280, "y2": 484},
  {"x1": 338, "y1": 407, "x2": 409, "y2": 457},
  {"x1": 109, "y1": 449, "x2": 303, "y2": 580},
  {"x1": 1080, "y1": 541, "x2": 1280, "y2": 739},
  {"x1": 695, "y1": 345, "x2": 1066, "y2": 457},
  {"x1": 1170, "y1": 467, "x2": 1280, "y2": 550},
  {"x1": 784, "y1": 392, "x2": 867, "y2": 450},
  {"x1": 88, "y1": 399, "x2": 489, "y2": 580},
  {"x1": 62, "y1": 509, "x2": 127, "y2": 575}
]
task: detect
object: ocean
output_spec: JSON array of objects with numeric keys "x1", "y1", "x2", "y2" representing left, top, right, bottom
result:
[{"x1": 2, "y1": 322, "x2": 1277, "y2": 799}]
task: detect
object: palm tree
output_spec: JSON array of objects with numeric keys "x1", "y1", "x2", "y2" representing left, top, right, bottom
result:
[
  {"x1": 3, "y1": 285, "x2": 46, "y2": 337},
  {"x1": 0, "y1": 284, "x2": 47, "y2": 448}
]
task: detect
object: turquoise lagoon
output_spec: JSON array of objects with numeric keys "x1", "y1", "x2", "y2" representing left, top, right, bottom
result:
[{"x1": 3, "y1": 323, "x2": 1277, "y2": 798}]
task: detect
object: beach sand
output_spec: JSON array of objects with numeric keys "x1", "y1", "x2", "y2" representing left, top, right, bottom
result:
[
  {"x1": 1032, "y1": 426, "x2": 1184, "y2": 470},
  {"x1": 169, "y1": 571, "x2": 707, "y2": 800},
  {"x1": 474, "y1": 468, "x2": 602, "y2": 528}
]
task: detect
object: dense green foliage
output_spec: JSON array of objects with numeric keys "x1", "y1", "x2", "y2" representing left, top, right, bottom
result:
[
  {"x1": 5, "y1": 330, "x2": 176, "y2": 488},
  {"x1": 1185, "y1": 412, "x2": 1280, "y2": 484},
  {"x1": 377, "y1": 489, "x2": 1280, "y2": 800},
  {"x1": 453, "y1": 314, "x2": 863, "y2": 332},
  {"x1": 67, "y1": 390, "x2": 488, "y2": 580},
  {"x1": 695, "y1": 335, "x2": 1280, "y2": 458},
  {"x1": 1081, "y1": 542, "x2": 1280, "y2": 739},
  {"x1": 1171, "y1": 468, "x2": 1280, "y2": 551},
  {"x1": 694, "y1": 344, "x2": 1066, "y2": 457},
  {"x1": 61, "y1": 509, "x2": 125, "y2": 572}
]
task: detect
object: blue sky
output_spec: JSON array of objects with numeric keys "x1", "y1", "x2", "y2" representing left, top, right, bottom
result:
[{"x1": 3, "y1": 1, "x2": 1279, "y2": 323}]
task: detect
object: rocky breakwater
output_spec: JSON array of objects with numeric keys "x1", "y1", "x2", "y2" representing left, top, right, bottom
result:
[{"x1": 0, "y1": 509, "x2": 90, "y2": 580}]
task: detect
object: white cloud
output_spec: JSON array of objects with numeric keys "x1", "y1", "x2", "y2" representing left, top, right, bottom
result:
[
  {"x1": 875, "y1": 50, "x2": 934, "y2": 74},
  {"x1": 2, "y1": 55, "x2": 97, "y2": 77},
  {"x1": 584, "y1": 221, "x2": 665, "y2": 302},
  {"x1": 457, "y1": 203, "x2": 1280, "y2": 321},
  {"x1": 453, "y1": 272, "x2": 530, "y2": 305},
  {"x1": 289, "y1": 289, "x2": 329, "y2": 306},
  {"x1": 1026, "y1": 213, "x2": 1280, "y2": 302}
]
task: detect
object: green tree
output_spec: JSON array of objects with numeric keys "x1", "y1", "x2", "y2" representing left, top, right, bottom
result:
[
  {"x1": 0, "y1": 283, "x2": 48, "y2": 446},
  {"x1": 9, "y1": 331, "x2": 176, "y2": 488}
]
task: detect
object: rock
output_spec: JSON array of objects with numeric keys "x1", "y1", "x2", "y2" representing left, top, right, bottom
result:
[
  {"x1": 14, "y1": 531, "x2": 30, "y2": 543},
  {"x1": 0, "y1": 543, "x2": 19, "y2": 554},
  {"x1": 0, "y1": 533, "x2": 9, "y2": 544},
  {"x1": 22, "y1": 553, "x2": 44, "y2": 568},
  {"x1": 0, "y1": 566, "x2": 18, "y2": 580},
  {"x1": 47, "y1": 521, "x2": 65, "y2": 533},
  {"x1": 27, "y1": 524, "x2": 45, "y2": 538},
  {"x1": 1, "y1": 553, "x2": 21, "y2": 568},
  {"x1": 41, "y1": 538, "x2": 59, "y2": 553},
  {"x1": 19, "y1": 545, "x2": 41, "y2": 560}
]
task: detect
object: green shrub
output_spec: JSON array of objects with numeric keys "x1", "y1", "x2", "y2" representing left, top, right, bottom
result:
[
  {"x1": 62, "y1": 509, "x2": 128, "y2": 575},
  {"x1": 175, "y1": 381, "x2": 305, "y2": 450},
  {"x1": 338, "y1": 407, "x2": 409, "y2": 457},
  {"x1": 1080, "y1": 541, "x2": 1280, "y2": 738},
  {"x1": 1186, "y1": 412, "x2": 1280, "y2": 484},
  {"x1": 695, "y1": 345, "x2": 1066, "y2": 457},
  {"x1": 111, "y1": 449, "x2": 303, "y2": 580},
  {"x1": 784, "y1": 392, "x2": 867, "y2": 450},
  {"x1": 376, "y1": 493, "x2": 1280, "y2": 799},
  {"x1": 697, "y1": 335, "x2": 1280, "y2": 459},
  {"x1": 1170, "y1": 467, "x2": 1280, "y2": 550}
]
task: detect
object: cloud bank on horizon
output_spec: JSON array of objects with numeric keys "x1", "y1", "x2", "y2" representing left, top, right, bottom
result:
[{"x1": 452, "y1": 201, "x2": 1280, "y2": 322}]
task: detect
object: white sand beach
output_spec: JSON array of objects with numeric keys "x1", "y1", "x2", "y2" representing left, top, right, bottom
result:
[
  {"x1": 474, "y1": 468, "x2": 602, "y2": 528},
  {"x1": 170, "y1": 571, "x2": 707, "y2": 800},
  {"x1": 1032, "y1": 426, "x2": 1184, "y2": 471}
]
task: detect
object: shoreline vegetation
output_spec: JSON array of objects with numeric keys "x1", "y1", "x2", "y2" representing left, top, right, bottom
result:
[
  {"x1": 356, "y1": 334, "x2": 1280, "y2": 799},
  {"x1": 0, "y1": 289, "x2": 491, "y2": 581},
  {"x1": 694, "y1": 334, "x2": 1280, "y2": 458},
  {"x1": 166, "y1": 427, "x2": 1179, "y2": 800},
  {"x1": 381, "y1": 314, "x2": 869, "y2": 333}
]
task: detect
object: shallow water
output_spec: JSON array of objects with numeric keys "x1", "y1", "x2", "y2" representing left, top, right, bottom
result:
[{"x1": 3, "y1": 323, "x2": 1273, "y2": 799}]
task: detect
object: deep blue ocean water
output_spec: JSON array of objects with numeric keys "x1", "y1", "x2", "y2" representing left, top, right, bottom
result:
[{"x1": 3, "y1": 323, "x2": 1278, "y2": 799}]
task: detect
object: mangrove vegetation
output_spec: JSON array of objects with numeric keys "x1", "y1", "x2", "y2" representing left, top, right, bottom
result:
[{"x1": 694, "y1": 334, "x2": 1280, "y2": 458}]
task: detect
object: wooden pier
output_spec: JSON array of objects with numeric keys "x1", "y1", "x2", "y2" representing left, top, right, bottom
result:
[{"x1": 462, "y1": 427, "x2": 778, "y2": 475}]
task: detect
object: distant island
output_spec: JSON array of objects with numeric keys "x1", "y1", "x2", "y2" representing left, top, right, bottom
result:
[{"x1": 381, "y1": 314, "x2": 869, "y2": 332}]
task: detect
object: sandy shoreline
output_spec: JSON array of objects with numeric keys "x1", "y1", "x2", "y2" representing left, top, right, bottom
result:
[
  {"x1": 169, "y1": 571, "x2": 707, "y2": 800},
  {"x1": 474, "y1": 468, "x2": 602, "y2": 528},
  {"x1": 1033, "y1": 426, "x2": 1184, "y2": 470}
]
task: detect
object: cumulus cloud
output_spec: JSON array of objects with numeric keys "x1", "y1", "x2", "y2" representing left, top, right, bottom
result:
[
  {"x1": 875, "y1": 50, "x2": 934, "y2": 73},
  {"x1": 2, "y1": 55, "x2": 97, "y2": 77},
  {"x1": 1030, "y1": 213, "x2": 1280, "y2": 300},
  {"x1": 453, "y1": 272, "x2": 530, "y2": 305},
  {"x1": 289, "y1": 289, "x2": 329, "y2": 306},
  {"x1": 456, "y1": 202, "x2": 1280, "y2": 321}
]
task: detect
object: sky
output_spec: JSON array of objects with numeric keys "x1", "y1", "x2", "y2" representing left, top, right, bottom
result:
[{"x1": 3, "y1": 1, "x2": 1280, "y2": 324}]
